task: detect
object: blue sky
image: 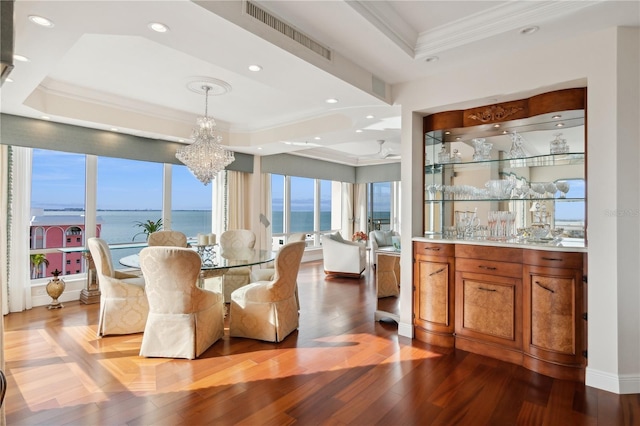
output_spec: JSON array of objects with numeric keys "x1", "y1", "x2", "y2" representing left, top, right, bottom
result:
[{"x1": 31, "y1": 149, "x2": 212, "y2": 210}]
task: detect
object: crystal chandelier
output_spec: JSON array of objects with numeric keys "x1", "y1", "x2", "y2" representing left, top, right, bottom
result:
[{"x1": 176, "y1": 85, "x2": 235, "y2": 185}]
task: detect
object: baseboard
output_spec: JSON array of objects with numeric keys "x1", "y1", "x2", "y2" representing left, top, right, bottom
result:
[
  {"x1": 398, "y1": 321, "x2": 413, "y2": 338},
  {"x1": 586, "y1": 367, "x2": 640, "y2": 394}
]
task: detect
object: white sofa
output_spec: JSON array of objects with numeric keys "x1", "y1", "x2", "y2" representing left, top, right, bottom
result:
[{"x1": 321, "y1": 231, "x2": 366, "y2": 278}]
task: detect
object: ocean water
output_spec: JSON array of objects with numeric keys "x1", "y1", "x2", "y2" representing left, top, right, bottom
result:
[{"x1": 41, "y1": 209, "x2": 390, "y2": 266}]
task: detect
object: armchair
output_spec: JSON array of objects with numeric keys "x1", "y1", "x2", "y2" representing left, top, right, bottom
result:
[
  {"x1": 321, "y1": 231, "x2": 366, "y2": 278},
  {"x1": 139, "y1": 246, "x2": 224, "y2": 359},
  {"x1": 229, "y1": 241, "x2": 305, "y2": 342},
  {"x1": 147, "y1": 230, "x2": 188, "y2": 247},
  {"x1": 87, "y1": 238, "x2": 149, "y2": 337},
  {"x1": 369, "y1": 229, "x2": 400, "y2": 267}
]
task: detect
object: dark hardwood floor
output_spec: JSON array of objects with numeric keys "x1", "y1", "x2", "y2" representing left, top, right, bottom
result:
[{"x1": 4, "y1": 260, "x2": 639, "y2": 425}]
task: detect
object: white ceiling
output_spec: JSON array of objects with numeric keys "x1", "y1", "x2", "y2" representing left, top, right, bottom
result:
[{"x1": 2, "y1": 0, "x2": 638, "y2": 166}]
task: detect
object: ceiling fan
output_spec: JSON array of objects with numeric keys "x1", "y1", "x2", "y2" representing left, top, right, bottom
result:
[{"x1": 367, "y1": 140, "x2": 399, "y2": 159}]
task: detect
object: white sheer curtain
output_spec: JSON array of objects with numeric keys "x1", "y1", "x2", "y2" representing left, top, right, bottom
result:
[
  {"x1": 211, "y1": 170, "x2": 227, "y2": 237},
  {"x1": 227, "y1": 170, "x2": 250, "y2": 230},
  {"x1": 354, "y1": 183, "x2": 367, "y2": 234},
  {"x1": 341, "y1": 182, "x2": 354, "y2": 238},
  {"x1": 3, "y1": 146, "x2": 33, "y2": 313},
  {"x1": 257, "y1": 173, "x2": 272, "y2": 251},
  {"x1": 1, "y1": 145, "x2": 9, "y2": 316}
]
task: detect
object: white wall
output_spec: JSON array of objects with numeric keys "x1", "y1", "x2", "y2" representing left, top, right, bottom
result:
[{"x1": 394, "y1": 26, "x2": 640, "y2": 393}]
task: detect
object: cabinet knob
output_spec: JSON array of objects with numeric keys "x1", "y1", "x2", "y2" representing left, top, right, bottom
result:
[{"x1": 478, "y1": 265, "x2": 497, "y2": 271}]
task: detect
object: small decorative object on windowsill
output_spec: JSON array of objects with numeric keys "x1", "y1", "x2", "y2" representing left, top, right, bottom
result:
[
  {"x1": 352, "y1": 231, "x2": 368, "y2": 244},
  {"x1": 46, "y1": 269, "x2": 65, "y2": 310}
]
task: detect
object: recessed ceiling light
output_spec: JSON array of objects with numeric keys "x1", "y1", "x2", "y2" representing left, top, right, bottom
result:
[
  {"x1": 314, "y1": 136, "x2": 321, "y2": 140},
  {"x1": 325, "y1": 98, "x2": 338, "y2": 104},
  {"x1": 28, "y1": 15, "x2": 54, "y2": 27},
  {"x1": 556, "y1": 123, "x2": 565, "y2": 127},
  {"x1": 366, "y1": 115, "x2": 374, "y2": 119},
  {"x1": 493, "y1": 124, "x2": 501, "y2": 128},
  {"x1": 41, "y1": 116, "x2": 50, "y2": 120},
  {"x1": 425, "y1": 56, "x2": 439, "y2": 63},
  {"x1": 455, "y1": 137, "x2": 461, "y2": 141},
  {"x1": 355, "y1": 129, "x2": 363, "y2": 133},
  {"x1": 444, "y1": 131, "x2": 451, "y2": 135},
  {"x1": 110, "y1": 127, "x2": 119, "y2": 132},
  {"x1": 248, "y1": 64, "x2": 262, "y2": 72},
  {"x1": 148, "y1": 22, "x2": 169, "y2": 33},
  {"x1": 13, "y1": 54, "x2": 29, "y2": 62},
  {"x1": 178, "y1": 139, "x2": 185, "y2": 143},
  {"x1": 5, "y1": 78, "x2": 13, "y2": 83},
  {"x1": 257, "y1": 147, "x2": 263, "y2": 150},
  {"x1": 520, "y1": 26, "x2": 539, "y2": 35},
  {"x1": 552, "y1": 114, "x2": 562, "y2": 119}
]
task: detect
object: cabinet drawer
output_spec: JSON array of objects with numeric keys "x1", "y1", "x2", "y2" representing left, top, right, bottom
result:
[
  {"x1": 456, "y1": 244, "x2": 522, "y2": 263},
  {"x1": 414, "y1": 241, "x2": 454, "y2": 257},
  {"x1": 456, "y1": 258, "x2": 522, "y2": 278},
  {"x1": 523, "y1": 250, "x2": 584, "y2": 269}
]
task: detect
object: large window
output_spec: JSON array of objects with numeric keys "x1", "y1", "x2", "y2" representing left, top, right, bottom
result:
[
  {"x1": 30, "y1": 149, "x2": 86, "y2": 277},
  {"x1": 97, "y1": 157, "x2": 163, "y2": 244},
  {"x1": 368, "y1": 182, "x2": 392, "y2": 231},
  {"x1": 271, "y1": 174, "x2": 285, "y2": 234},
  {"x1": 270, "y1": 174, "x2": 341, "y2": 247},
  {"x1": 171, "y1": 164, "x2": 212, "y2": 239},
  {"x1": 290, "y1": 176, "x2": 314, "y2": 234}
]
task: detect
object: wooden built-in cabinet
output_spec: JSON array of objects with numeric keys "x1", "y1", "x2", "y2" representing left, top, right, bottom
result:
[
  {"x1": 522, "y1": 249, "x2": 587, "y2": 381},
  {"x1": 413, "y1": 241, "x2": 587, "y2": 381},
  {"x1": 413, "y1": 242, "x2": 455, "y2": 347}
]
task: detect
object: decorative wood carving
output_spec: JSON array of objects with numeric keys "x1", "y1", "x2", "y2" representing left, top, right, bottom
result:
[{"x1": 467, "y1": 104, "x2": 525, "y2": 124}]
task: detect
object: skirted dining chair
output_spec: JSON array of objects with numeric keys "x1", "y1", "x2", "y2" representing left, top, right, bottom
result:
[
  {"x1": 87, "y1": 237, "x2": 149, "y2": 337},
  {"x1": 138, "y1": 246, "x2": 225, "y2": 359},
  {"x1": 251, "y1": 232, "x2": 306, "y2": 282},
  {"x1": 229, "y1": 241, "x2": 305, "y2": 342},
  {"x1": 147, "y1": 230, "x2": 188, "y2": 247},
  {"x1": 218, "y1": 229, "x2": 256, "y2": 302}
]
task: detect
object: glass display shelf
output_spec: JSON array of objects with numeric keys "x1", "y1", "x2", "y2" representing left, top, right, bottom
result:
[{"x1": 425, "y1": 152, "x2": 584, "y2": 172}]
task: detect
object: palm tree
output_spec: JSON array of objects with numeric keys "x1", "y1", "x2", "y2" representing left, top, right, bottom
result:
[
  {"x1": 132, "y1": 218, "x2": 163, "y2": 241},
  {"x1": 30, "y1": 254, "x2": 50, "y2": 279}
]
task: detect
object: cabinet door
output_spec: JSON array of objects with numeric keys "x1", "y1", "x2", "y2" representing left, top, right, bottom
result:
[
  {"x1": 523, "y1": 265, "x2": 586, "y2": 367},
  {"x1": 455, "y1": 271, "x2": 522, "y2": 351},
  {"x1": 415, "y1": 258, "x2": 452, "y2": 328},
  {"x1": 414, "y1": 256, "x2": 455, "y2": 346}
]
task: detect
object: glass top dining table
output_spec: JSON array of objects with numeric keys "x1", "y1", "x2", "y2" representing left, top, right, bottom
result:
[{"x1": 119, "y1": 246, "x2": 276, "y2": 272}]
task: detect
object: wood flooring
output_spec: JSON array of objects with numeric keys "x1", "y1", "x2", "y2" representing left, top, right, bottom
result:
[{"x1": 3, "y1": 260, "x2": 639, "y2": 425}]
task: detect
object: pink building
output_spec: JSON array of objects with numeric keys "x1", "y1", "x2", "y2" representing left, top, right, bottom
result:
[{"x1": 29, "y1": 215, "x2": 102, "y2": 278}]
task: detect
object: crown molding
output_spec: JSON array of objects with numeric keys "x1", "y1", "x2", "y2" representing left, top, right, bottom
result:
[
  {"x1": 414, "y1": 0, "x2": 605, "y2": 59},
  {"x1": 346, "y1": 0, "x2": 417, "y2": 57}
]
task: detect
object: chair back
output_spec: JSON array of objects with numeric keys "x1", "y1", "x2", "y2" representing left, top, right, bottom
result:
[
  {"x1": 287, "y1": 233, "x2": 306, "y2": 243},
  {"x1": 87, "y1": 237, "x2": 116, "y2": 278},
  {"x1": 220, "y1": 229, "x2": 256, "y2": 250},
  {"x1": 271, "y1": 241, "x2": 306, "y2": 300},
  {"x1": 148, "y1": 230, "x2": 188, "y2": 247},
  {"x1": 139, "y1": 246, "x2": 202, "y2": 313}
]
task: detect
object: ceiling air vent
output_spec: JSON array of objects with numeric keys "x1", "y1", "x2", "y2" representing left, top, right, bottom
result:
[{"x1": 246, "y1": 1, "x2": 332, "y2": 61}]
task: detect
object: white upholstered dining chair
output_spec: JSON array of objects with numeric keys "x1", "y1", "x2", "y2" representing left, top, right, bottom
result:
[
  {"x1": 147, "y1": 230, "x2": 188, "y2": 247},
  {"x1": 229, "y1": 240, "x2": 305, "y2": 342},
  {"x1": 87, "y1": 237, "x2": 149, "y2": 337},
  {"x1": 218, "y1": 229, "x2": 256, "y2": 302},
  {"x1": 138, "y1": 246, "x2": 225, "y2": 359}
]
